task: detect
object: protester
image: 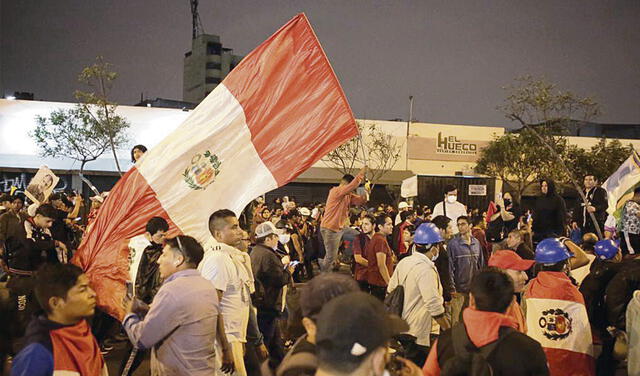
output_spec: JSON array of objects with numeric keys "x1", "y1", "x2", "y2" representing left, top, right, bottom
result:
[
  {"x1": 119, "y1": 216, "x2": 169, "y2": 376},
  {"x1": 237, "y1": 229, "x2": 268, "y2": 376},
  {"x1": 48, "y1": 192, "x2": 83, "y2": 250},
  {"x1": 364, "y1": 214, "x2": 395, "y2": 300},
  {"x1": 603, "y1": 257, "x2": 640, "y2": 363},
  {"x1": 314, "y1": 291, "x2": 421, "y2": 376},
  {"x1": 532, "y1": 179, "x2": 567, "y2": 243},
  {"x1": 388, "y1": 222, "x2": 450, "y2": 366},
  {"x1": 506, "y1": 229, "x2": 535, "y2": 260},
  {"x1": 266, "y1": 273, "x2": 360, "y2": 376},
  {"x1": 0, "y1": 194, "x2": 28, "y2": 271},
  {"x1": 131, "y1": 144, "x2": 147, "y2": 164},
  {"x1": 302, "y1": 210, "x2": 321, "y2": 280},
  {"x1": 422, "y1": 269, "x2": 549, "y2": 376},
  {"x1": 342, "y1": 213, "x2": 361, "y2": 263},
  {"x1": 0, "y1": 193, "x2": 11, "y2": 216},
  {"x1": 626, "y1": 289, "x2": 640, "y2": 376},
  {"x1": 572, "y1": 174, "x2": 608, "y2": 236},
  {"x1": 86, "y1": 192, "x2": 108, "y2": 230},
  {"x1": 283, "y1": 210, "x2": 306, "y2": 281},
  {"x1": 400, "y1": 224, "x2": 415, "y2": 260},
  {"x1": 487, "y1": 250, "x2": 535, "y2": 332},
  {"x1": 392, "y1": 209, "x2": 414, "y2": 255},
  {"x1": 524, "y1": 238, "x2": 595, "y2": 375},
  {"x1": 447, "y1": 215, "x2": 484, "y2": 324},
  {"x1": 251, "y1": 221, "x2": 294, "y2": 366},
  {"x1": 486, "y1": 192, "x2": 520, "y2": 249},
  {"x1": 123, "y1": 235, "x2": 233, "y2": 375},
  {"x1": 570, "y1": 232, "x2": 598, "y2": 285},
  {"x1": 319, "y1": 166, "x2": 369, "y2": 272},
  {"x1": 431, "y1": 215, "x2": 455, "y2": 303},
  {"x1": 199, "y1": 209, "x2": 253, "y2": 376},
  {"x1": 11, "y1": 203, "x2": 67, "y2": 271},
  {"x1": 619, "y1": 186, "x2": 640, "y2": 255},
  {"x1": 12, "y1": 263, "x2": 108, "y2": 376},
  {"x1": 432, "y1": 185, "x2": 467, "y2": 233},
  {"x1": 579, "y1": 239, "x2": 625, "y2": 375},
  {"x1": 394, "y1": 201, "x2": 410, "y2": 225},
  {"x1": 127, "y1": 216, "x2": 169, "y2": 286},
  {"x1": 352, "y1": 214, "x2": 374, "y2": 292},
  {"x1": 470, "y1": 214, "x2": 491, "y2": 262}
]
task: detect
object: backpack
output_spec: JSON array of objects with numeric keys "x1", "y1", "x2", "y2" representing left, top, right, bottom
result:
[
  {"x1": 384, "y1": 263, "x2": 421, "y2": 316},
  {"x1": 441, "y1": 323, "x2": 515, "y2": 376}
]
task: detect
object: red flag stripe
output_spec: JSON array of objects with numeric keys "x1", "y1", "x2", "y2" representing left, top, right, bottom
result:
[
  {"x1": 73, "y1": 167, "x2": 178, "y2": 319},
  {"x1": 543, "y1": 348, "x2": 595, "y2": 376},
  {"x1": 224, "y1": 14, "x2": 358, "y2": 186}
]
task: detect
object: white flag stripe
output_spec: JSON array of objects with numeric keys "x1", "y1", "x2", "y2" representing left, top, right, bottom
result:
[
  {"x1": 525, "y1": 298, "x2": 593, "y2": 356},
  {"x1": 603, "y1": 151, "x2": 640, "y2": 214},
  {"x1": 137, "y1": 84, "x2": 278, "y2": 243}
]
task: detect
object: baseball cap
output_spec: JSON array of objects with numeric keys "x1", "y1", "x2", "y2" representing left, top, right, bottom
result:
[
  {"x1": 316, "y1": 292, "x2": 409, "y2": 363},
  {"x1": 398, "y1": 201, "x2": 409, "y2": 209},
  {"x1": 300, "y1": 273, "x2": 359, "y2": 318},
  {"x1": 488, "y1": 250, "x2": 535, "y2": 271},
  {"x1": 255, "y1": 221, "x2": 277, "y2": 238}
]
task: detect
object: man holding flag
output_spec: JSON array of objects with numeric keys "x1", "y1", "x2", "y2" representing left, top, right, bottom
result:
[{"x1": 72, "y1": 13, "x2": 360, "y2": 321}]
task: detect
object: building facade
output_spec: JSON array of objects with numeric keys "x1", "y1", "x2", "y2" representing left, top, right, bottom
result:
[{"x1": 183, "y1": 34, "x2": 243, "y2": 103}]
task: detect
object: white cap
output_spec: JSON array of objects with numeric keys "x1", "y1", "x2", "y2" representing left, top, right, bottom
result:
[
  {"x1": 27, "y1": 203, "x2": 39, "y2": 217},
  {"x1": 398, "y1": 201, "x2": 409, "y2": 209},
  {"x1": 255, "y1": 221, "x2": 277, "y2": 238},
  {"x1": 90, "y1": 191, "x2": 109, "y2": 203},
  {"x1": 299, "y1": 207, "x2": 311, "y2": 216}
]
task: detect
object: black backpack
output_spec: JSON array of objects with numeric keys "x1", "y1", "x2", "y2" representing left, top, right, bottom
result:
[
  {"x1": 384, "y1": 263, "x2": 420, "y2": 316},
  {"x1": 441, "y1": 323, "x2": 515, "y2": 376}
]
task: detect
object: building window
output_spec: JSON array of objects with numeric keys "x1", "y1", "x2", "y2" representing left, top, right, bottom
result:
[
  {"x1": 206, "y1": 62, "x2": 221, "y2": 70},
  {"x1": 207, "y1": 42, "x2": 222, "y2": 55},
  {"x1": 205, "y1": 77, "x2": 221, "y2": 84}
]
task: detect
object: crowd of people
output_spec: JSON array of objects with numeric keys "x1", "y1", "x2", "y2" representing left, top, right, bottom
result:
[{"x1": 0, "y1": 157, "x2": 640, "y2": 375}]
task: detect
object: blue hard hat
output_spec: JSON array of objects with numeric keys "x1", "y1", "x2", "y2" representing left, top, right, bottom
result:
[
  {"x1": 594, "y1": 239, "x2": 620, "y2": 260},
  {"x1": 414, "y1": 223, "x2": 443, "y2": 245},
  {"x1": 535, "y1": 238, "x2": 573, "y2": 264}
]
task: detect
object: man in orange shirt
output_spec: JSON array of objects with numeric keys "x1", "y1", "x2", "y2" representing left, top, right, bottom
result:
[
  {"x1": 319, "y1": 166, "x2": 369, "y2": 272},
  {"x1": 488, "y1": 250, "x2": 534, "y2": 332}
]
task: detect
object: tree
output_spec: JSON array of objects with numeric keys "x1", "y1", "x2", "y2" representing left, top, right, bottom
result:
[
  {"x1": 499, "y1": 75, "x2": 601, "y2": 131},
  {"x1": 32, "y1": 106, "x2": 124, "y2": 178},
  {"x1": 474, "y1": 130, "x2": 551, "y2": 202},
  {"x1": 74, "y1": 56, "x2": 129, "y2": 175},
  {"x1": 566, "y1": 138, "x2": 634, "y2": 183},
  {"x1": 480, "y1": 75, "x2": 604, "y2": 236},
  {"x1": 322, "y1": 120, "x2": 403, "y2": 187}
]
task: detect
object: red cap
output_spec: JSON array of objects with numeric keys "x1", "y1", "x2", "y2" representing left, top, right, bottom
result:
[{"x1": 488, "y1": 250, "x2": 535, "y2": 271}]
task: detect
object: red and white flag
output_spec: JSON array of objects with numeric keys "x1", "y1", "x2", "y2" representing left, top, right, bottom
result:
[
  {"x1": 73, "y1": 13, "x2": 358, "y2": 319},
  {"x1": 524, "y1": 272, "x2": 595, "y2": 376}
]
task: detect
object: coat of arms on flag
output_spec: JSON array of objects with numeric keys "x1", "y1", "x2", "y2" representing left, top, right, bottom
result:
[
  {"x1": 182, "y1": 151, "x2": 221, "y2": 190},
  {"x1": 539, "y1": 308, "x2": 573, "y2": 340}
]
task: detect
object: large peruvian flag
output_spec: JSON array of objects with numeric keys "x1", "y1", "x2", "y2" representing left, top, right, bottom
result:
[
  {"x1": 524, "y1": 272, "x2": 595, "y2": 376},
  {"x1": 73, "y1": 13, "x2": 358, "y2": 319}
]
